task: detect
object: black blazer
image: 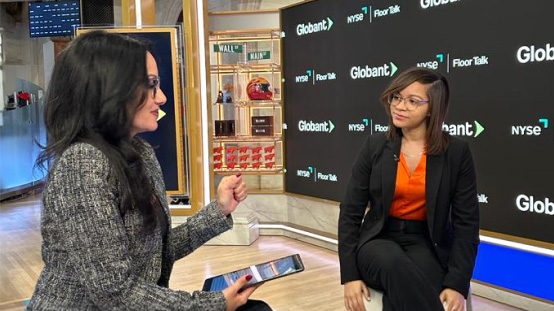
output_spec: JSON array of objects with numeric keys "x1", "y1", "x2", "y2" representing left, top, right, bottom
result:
[{"x1": 338, "y1": 133, "x2": 480, "y2": 298}]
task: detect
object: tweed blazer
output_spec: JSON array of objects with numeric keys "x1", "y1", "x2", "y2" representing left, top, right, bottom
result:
[{"x1": 28, "y1": 139, "x2": 233, "y2": 310}]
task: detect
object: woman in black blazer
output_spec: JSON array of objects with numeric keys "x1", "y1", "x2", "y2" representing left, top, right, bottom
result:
[{"x1": 339, "y1": 68, "x2": 480, "y2": 311}]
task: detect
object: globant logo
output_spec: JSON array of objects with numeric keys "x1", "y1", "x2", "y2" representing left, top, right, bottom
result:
[
  {"x1": 296, "y1": 17, "x2": 334, "y2": 36},
  {"x1": 298, "y1": 120, "x2": 336, "y2": 133},
  {"x1": 517, "y1": 44, "x2": 554, "y2": 64},
  {"x1": 442, "y1": 121, "x2": 485, "y2": 137},
  {"x1": 421, "y1": 0, "x2": 460, "y2": 9},
  {"x1": 516, "y1": 194, "x2": 554, "y2": 215},
  {"x1": 350, "y1": 62, "x2": 398, "y2": 79}
]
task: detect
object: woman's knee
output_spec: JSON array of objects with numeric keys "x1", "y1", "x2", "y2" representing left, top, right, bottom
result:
[{"x1": 357, "y1": 241, "x2": 409, "y2": 277}]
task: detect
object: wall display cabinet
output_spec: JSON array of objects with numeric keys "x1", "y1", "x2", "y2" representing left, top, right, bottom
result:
[{"x1": 209, "y1": 30, "x2": 283, "y2": 193}]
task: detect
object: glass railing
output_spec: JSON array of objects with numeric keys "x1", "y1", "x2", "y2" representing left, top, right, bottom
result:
[{"x1": 0, "y1": 79, "x2": 46, "y2": 200}]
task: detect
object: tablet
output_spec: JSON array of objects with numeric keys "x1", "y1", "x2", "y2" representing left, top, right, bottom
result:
[{"x1": 202, "y1": 254, "x2": 305, "y2": 291}]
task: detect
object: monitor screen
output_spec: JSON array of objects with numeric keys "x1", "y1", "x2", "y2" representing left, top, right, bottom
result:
[{"x1": 29, "y1": 1, "x2": 81, "y2": 38}]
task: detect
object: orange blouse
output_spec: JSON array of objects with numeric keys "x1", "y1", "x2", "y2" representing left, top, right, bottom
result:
[{"x1": 389, "y1": 152, "x2": 427, "y2": 221}]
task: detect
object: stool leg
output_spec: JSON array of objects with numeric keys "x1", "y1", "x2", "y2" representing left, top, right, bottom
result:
[{"x1": 466, "y1": 285, "x2": 473, "y2": 311}]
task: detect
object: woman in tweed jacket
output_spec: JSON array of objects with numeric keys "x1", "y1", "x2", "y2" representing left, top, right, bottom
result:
[{"x1": 28, "y1": 31, "x2": 268, "y2": 311}]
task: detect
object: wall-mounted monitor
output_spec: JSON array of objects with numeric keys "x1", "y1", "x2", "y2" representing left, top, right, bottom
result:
[{"x1": 29, "y1": 0, "x2": 81, "y2": 38}]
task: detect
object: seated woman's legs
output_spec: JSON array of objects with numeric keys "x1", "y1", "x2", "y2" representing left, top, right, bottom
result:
[
  {"x1": 399, "y1": 231, "x2": 446, "y2": 295},
  {"x1": 357, "y1": 232, "x2": 445, "y2": 311}
]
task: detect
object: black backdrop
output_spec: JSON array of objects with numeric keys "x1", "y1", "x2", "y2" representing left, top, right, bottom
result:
[{"x1": 282, "y1": 0, "x2": 554, "y2": 244}]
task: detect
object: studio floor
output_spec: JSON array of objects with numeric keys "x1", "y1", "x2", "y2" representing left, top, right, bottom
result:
[{"x1": 0, "y1": 194, "x2": 523, "y2": 311}]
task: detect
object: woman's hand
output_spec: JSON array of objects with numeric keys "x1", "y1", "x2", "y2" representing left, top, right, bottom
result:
[
  {"x1": 440, "y1": 288, "x2": 465, "y2": 311},
  {"x1": 217, "y1": 174, "x2": 247, "y2": 216},
  {"x1": 344, "y1": 280, "x2": 370, "y2": 311},
  {"x1": 223, "y1": 275, "x2": 259, "y2": 311}
]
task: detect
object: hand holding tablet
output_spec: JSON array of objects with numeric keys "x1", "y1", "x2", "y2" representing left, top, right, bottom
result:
[{"x1": 203, "y1": 254, "x2": 305, "y2": 291}]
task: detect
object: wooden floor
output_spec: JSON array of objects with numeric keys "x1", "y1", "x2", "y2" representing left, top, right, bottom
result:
[{"x1": 0, "y1": 194, "x2": 523, "y2": 311}]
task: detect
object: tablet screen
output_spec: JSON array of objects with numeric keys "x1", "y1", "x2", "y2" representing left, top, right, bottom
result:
[{"x1": 203, "y1": 254, "x2": 304, "y2": 291}]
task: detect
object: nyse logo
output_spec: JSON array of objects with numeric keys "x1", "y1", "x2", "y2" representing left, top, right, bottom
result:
[
  {"x1": 516, "y1": 194, "x2": 554, "y2": 215},
  {"x1": 297, "y1": 167, "x2": 313, "y2": 178},
  {"x1": 347, "y1": 7, "x2": 372, "y2": 24},
  {"x1": 477, "y1": 194, "x2": 488, "y2": 204},
  {"x1": 298, "y1": 167, "x2": 338, "y2": 182},
  {"x1": 511, "y1": 119, "x2": 548, "y2": 136},
  {"x1": 347, "y1": 13, "x2": 364, "y2": 24},
  {"x1": 295, "y1": 70, "x2": 312, "y2": 83},
  {"x1": 511, "y1": 126, "x2": 541, "y2": 136},
  {"x1": 421, "y1": 0, "x2": 460, "y2": 9},
  {"x1": 417, "y1": 54, "x2": 445, "y2": 70},
  {"x1": 348, "y1": 124, "x2": 365, "y2": 132},
  {"x1": 348, "y1": 118, "x2": 370, "y2": 132},
  {"x1": 517, "y1": 44, "x2": 554, "y2": 63},
  {"x1": 417, "y1": 60, "x2": 439, "y2": 70},
  {"x1": 295, "y1": 70, "x2": 336, "y2": 84},
  {"x1": 295, "y1": 75, "x2": 309, "y2": 83}
]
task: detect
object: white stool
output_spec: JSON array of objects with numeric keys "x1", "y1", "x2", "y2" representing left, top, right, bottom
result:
[
  {"x1": 361, "y1": 287, "x2": 384, "y2": 310},
  {"x1": 362, "y1": 286, "x2": 473, "y2": 311}
]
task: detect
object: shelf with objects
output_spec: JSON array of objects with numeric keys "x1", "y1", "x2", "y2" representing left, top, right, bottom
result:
[{"x1": 209, "y1": 30, "x2": 283, "y2": 193}]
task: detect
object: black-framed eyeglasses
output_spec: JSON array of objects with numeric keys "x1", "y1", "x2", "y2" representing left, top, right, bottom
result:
[
  {"x1": 388, "y1": 93, "x2": 429, "y2": 111},
  {"x1": 148, "y1": 75, "x2": 161, "y2": 99}
]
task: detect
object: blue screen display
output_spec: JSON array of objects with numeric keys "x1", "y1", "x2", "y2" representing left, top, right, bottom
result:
[
  {"x1": 29, "y1": 1, "x2": 80, "y2": 38},
  {"x1": 474, "y1": 242, "x2": 554, "y2": 302}
]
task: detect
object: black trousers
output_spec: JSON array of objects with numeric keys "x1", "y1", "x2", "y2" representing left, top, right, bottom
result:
[
  {"x1": 357, "y1": 218, "x2": 446, "y2": 311},
  {"x1": 236, "y1": 299, "x2": 272, "y2": 311}
]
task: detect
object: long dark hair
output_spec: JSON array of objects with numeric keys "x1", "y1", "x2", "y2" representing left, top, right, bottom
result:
[
  {"x1": 37, "y1": 30, "x2": 159, "y2": 232},
  {"x1": 380, "y1": 67, "x2": 450, "y2": 154}
]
